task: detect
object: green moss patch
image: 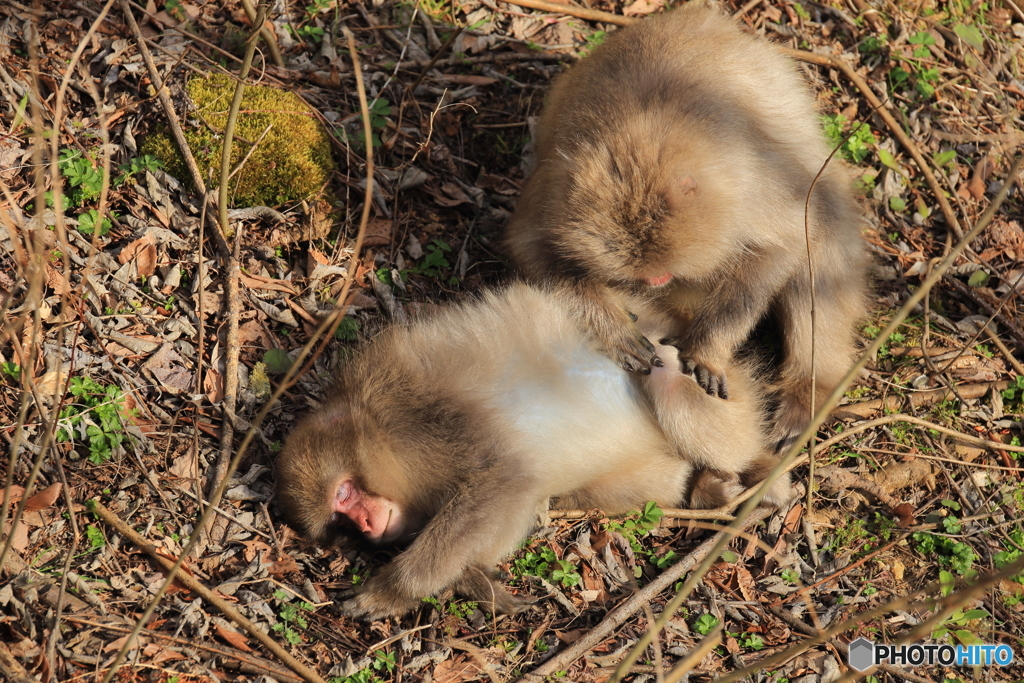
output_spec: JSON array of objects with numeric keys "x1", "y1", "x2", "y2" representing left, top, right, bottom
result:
[{"x1": 142, "y1": 74, "x2": 335, "y2": 207}]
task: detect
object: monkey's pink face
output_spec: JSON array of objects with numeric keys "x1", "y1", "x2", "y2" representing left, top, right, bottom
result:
[{"x1": 331, "y1": 479, "x2": 405, "y2": 544}]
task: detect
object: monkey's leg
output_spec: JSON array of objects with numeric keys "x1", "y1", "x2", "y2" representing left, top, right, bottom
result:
[
  {"x1": 771, "y1": 237, "x2": 867, "y2": 452},
  {"x1": 662, "y1": 246, "x2": 796, "y2": 398},
  {"x1": 557, "y1": 448, "x2": 691, "y2": 514},
  {"x1": 342, "y1": 471, "x2": 543, "y2": 619},
  {"x1": 643, "y1": 341, "x2": 793, "y2": 508}
]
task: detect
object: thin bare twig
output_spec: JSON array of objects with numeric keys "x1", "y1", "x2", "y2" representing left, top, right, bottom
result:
[{"x1": 520, "y1": 508, "x2": 773, "y2": 680}]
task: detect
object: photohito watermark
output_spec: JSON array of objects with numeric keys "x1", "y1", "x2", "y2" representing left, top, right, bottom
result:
[{"x1": 848, "y1": 638, "x2": 1015, "y2": 671}]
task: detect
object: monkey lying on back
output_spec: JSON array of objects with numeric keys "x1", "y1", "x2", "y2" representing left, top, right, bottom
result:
[
  {"x1": 505, "y1": 4, "x2": 868, "y2": 450},
  {"x1": 276, "y1": 283, "x2": 791, "y2": 619}
]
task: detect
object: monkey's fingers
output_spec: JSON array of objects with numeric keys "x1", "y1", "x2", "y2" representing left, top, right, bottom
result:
[{"x1": 612, "y1": 330, "x2": 662, "y2": 374}]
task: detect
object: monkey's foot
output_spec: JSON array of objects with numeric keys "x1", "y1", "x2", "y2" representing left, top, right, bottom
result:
[
  {"x1": 660, "y1": 339, "x2": 728, "y2": 399},
  {"x1": 771, "y1": 394, "x2": 812, "y2": 453}
]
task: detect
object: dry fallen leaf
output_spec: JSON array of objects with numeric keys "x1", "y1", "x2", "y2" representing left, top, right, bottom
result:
[
  {"x1": 362, "y1": 216, "x2": 394, "y2": 247},
  {"x1": 2, "y1": 485, "x2": 25, "y2": 506},
  {"x1": 216, "y1": 623, "x2": 254, "y2": 652},
  {"x1": 24, "y1": 483, "x2": 62, "y2": 510},
  {"x1": 433, "y1": 654, "x2": 481, "y2": 683},
  {"x1": 118, "y1": 233, "x2": 158, "y2": 278}
]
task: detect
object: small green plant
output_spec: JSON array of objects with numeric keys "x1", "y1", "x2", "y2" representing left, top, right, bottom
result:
[
  {"x1": 335, "y1": 317, "x2": 361, "y2": 342},
  {"x1": 605, "y1": 502, "x2": 669, "y2": 576},
  {"x1": 86, "y1": 525, "x2": 106, "y2": 549},
  {"x1": 294, "y1": 25, "x2": 325, "y2": 43},
  {"x1": 912, "y1": 532, "x2": 976, "y2": 575},
  {"x1": 115, "y1": 154, "x2": 163, "y2": 186},
  {"x1": 993, "y1": 528, "x2": 1024, "y2": 584},
  {"x1": 932, "y1": 606, "x2": 989, "y2": 645},
  {"x1": 735, "y1": 632, "x2": 765, "y2": 650},
  {"x1": 826, "y1": 517, "x2": 870, "y2": 553},
  {"x1": 822, "y1": 114, "x2": 876, "y2": 164},
  {"x1": 58, "y1": 148, "x2": 104, "y2": 207},
  {"x1": 858, "y1": 35, "x2": 886, "y2": 54},
  {"x1": 1001, "y1": 376, "x2": 1024, "y2": 406},
  {"x1": 305, "y1": 0, "x2": 333, "y2": 15},
  {"x1": 933, "y1": 149, "x2": 957, "y2": 170},
  {"x1": 330, "y1": 669, "x2": 382, "y2": 683},
  {"x1": 351, "y1": 98, "x2": 392, "y2": 150},
  {"x1": 550, "y1": 560, "x2": 582, "y2": 588},
  {"x1": 607, "y1": 501, "x2": 663, "y2": 542},
  {"x1": 0, "y1": 362, "x2": 21, "y2": 382},
  {"x1": 581, "y1": 29, "x2": 607, "y2": 56},
  {"x1": 272, "y1": 590, "x2": 314, "y2": 645},
  {"x1": 511, "y1": 546, "x2": 579, "y2": 587},
  {"x1": 693, "y1": 613, "x2": 720, "y2": 635},
  {"x1": 780, "y1": 567, "x2": 800, "y2": 585},
  {"x1": 651, "y1": 549, "x2": 679, "y2": 570},
  {"x1": 77, "y1": 208, "x2": 114, "y2": 236},
  {"x1": 164, "y1": 0, "x2": 186, "y2": 21},
  {"x1": 57, "y1": 376, "x2": 130, "y2": 464},
  {"x1": 262, "y1": 348, "x2": 293, "y2": 374},
  {"x1": 887, "y1": 32, "x2": 941, "y2": 99},
  {"x1": 370, "y1": 651, "x2": 395, "y2": 676},
  {"x1": 411, "y1": 239, "x2": 452, "y2": 278}
]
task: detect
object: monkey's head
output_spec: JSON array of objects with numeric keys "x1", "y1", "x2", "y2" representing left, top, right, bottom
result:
[
  {"x1": 555, "y1": 126, "x2": 742, "y2": 287},
  {"x1": 275, "y1": 407, "x2": 407, "y2": 547}
]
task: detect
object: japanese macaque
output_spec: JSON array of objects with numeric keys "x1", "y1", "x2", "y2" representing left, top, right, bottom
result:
[
  {"x1": 505, "y1": 4, "x2": 868, "y2": 451},
  {"x1": 275, "y1": 283, "x2": 791, "y2": 619}
]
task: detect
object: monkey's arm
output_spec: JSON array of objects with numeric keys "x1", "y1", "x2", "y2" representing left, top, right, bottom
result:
[
  {"x1": 343, "y1": 468, "x2": 541, "y2": 619},
  {"x1": 664, "y1": 244, "x2": 796, "y2": 398}
]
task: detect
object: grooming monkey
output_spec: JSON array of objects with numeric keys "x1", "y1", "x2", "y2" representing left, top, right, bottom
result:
[
  {"x1": 276, "y1": 283, "x2": 791, "y2": 619},
  {"x1": 505, "y1": 4, "x2": 868, "y2": 450}
]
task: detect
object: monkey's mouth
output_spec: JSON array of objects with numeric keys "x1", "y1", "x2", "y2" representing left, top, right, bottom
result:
[{"x1": 643, "y1": 273, "x2": 673, "y2": 287}]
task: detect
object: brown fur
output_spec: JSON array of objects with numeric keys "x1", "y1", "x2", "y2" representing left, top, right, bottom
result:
[
  {"x1": 275, "y1": 283, "x2": 791, "y2": 618},
  {"x1": 505, "y1": 4, "x2": 869, "y2": 450}
]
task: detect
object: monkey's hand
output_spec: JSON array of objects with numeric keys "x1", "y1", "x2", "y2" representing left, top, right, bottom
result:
[
  {"x1": 342, "y1": 591, "x2": 421, "y2": 621},
  {"x1": 341, "y1": 569, "x2": 422, "y2": 620},
  {"x1": 660, "y1": 338, "x2": 728, "y2": 399},
  {"x1": 599, "y1": 312, "x2": 662, "y2": 374},
  {"x1": 453, "y1": 567, "x2": 534, "y2": 614}
]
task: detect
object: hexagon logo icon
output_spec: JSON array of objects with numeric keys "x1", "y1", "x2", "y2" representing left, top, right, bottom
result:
[{"x1": 848, "y1": 638, "x2": 875, "y2": 672}]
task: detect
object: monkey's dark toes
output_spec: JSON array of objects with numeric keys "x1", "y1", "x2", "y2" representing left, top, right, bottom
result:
[
  {"x1": 652, "y1": 356, "x2": 664, "y2": 368},
  {"x1": 628, "y1": 311, "x2": 639, "y2": 322},
  {"x1": 684, "y1": 360, "x2": 728, "y2": 399}
]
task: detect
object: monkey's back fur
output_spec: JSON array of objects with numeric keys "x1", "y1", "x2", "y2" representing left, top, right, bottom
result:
[{"x1": 276, "y1": 283, "x2": 788, "y2": 617}]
